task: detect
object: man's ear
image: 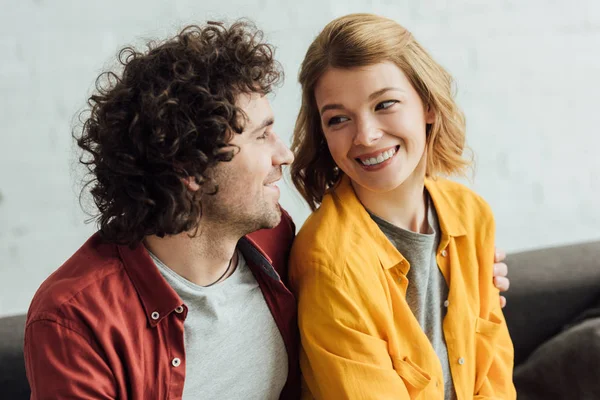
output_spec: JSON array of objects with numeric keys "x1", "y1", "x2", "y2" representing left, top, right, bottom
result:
[{"x1": 182, "y1": 176, "x2": 201, "y2": 192}]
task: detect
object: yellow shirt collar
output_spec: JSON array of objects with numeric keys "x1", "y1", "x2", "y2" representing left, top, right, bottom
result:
[{"x1": 330, "y1": 174, "x2": 467, "y2": 270}]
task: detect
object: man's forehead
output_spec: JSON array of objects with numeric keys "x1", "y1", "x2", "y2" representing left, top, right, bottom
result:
[
  {"x1": 236, "y1": 92, "x2": 274, "y2": 129},
  {"x1": 236, "y1": 91, "x2": 271, "y2": 109}
]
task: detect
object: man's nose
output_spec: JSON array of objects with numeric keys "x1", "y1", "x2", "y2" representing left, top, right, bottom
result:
[{"x1": 273, "y1": 134, "x2": 294, "y2": 166}]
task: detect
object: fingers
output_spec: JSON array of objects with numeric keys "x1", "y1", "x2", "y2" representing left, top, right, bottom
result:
[
  {"x1": 494, "y1": 247, "x2": 507, "y2": 263},
  {"x1": 494, "y1": 247, "x2": 509, "y2": 308},
  {"x1": 493, "y1": 262, "x2": 508, "y2": 278},
  {"x1": 494, "y1": 276, "x2": 510, "y2": 292},
  {"x1": 500, "y1": 295, "x2": 507, "y2": 308}
]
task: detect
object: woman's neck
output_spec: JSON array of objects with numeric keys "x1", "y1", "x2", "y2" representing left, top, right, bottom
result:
[{"x1": 352, "y1": 157, "x2": 428, "y2": 234}]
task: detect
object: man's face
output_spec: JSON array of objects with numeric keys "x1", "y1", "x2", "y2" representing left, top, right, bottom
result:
[{"x1": 200, "y1": 92, "x2": 294, "y2": 234}]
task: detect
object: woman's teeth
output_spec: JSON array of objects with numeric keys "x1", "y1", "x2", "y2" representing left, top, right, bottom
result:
[{"x1": 360, "y1": 148, "x2": 396, "y2": 166}]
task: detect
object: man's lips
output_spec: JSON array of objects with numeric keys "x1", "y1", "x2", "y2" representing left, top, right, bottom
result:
[{"x1": 264, "y1": 176, "x2": 282, "y2": 186}]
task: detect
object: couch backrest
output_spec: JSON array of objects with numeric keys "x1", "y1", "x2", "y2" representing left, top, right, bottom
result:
[
  {"x1": 0, "y1": 313, "x2": 30, "y2": 399},
  {"x1": 503, "y1": 240, "x2": 600, "y2": 365}
]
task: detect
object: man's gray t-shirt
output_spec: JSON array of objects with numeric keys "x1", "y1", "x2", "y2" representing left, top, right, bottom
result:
[
  {"x1": 369, "y1": 195, "x2": 457, "y2": 400},
  {"x1": 148, "y1": 249, "x2": 288, "y2": 400}
]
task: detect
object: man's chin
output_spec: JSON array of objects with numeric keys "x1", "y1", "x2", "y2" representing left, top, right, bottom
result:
[
  {"x1": 241, "y1": 206, "x2": 282, "y2": 234},
  {"x1": 259, "y1": 207, "x2": 282, "y2": 230}
]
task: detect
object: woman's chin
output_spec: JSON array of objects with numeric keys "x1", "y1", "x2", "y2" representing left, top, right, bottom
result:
[{"x1": 351, "y1": 175, "x2": 407, "y2": 194}]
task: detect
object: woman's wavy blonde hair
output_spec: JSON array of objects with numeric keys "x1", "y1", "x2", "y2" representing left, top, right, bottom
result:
[{"x1": 291, "y1": 13, "x2": 471, "y2": 211}]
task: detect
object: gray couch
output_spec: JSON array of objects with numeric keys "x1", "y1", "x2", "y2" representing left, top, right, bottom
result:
[
  {"x1": 504, "y1": 240, "x2": 600, "y2": 399},
  {"x1": 1, "y1": 241, "x2": 599, "y2": 399},
  {"x1": 0, "y1": 314, "x2": 29, "y2": 399}
]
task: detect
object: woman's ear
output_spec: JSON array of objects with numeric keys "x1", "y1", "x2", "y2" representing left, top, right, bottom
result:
[
  {"x1": 425, "y1": 106, "x2": 436, "y2": 125},
  {"x1": 182, "y1": 176, "x2": 201, "y2": 192}
]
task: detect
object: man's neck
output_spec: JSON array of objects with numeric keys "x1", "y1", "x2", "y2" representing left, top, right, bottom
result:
[
  {"x1": 353, "y1": 156, "x2": 428, "y2": 234},
  {"x1": 144, "y1": 222, "x2": 241, "y2": 287}
]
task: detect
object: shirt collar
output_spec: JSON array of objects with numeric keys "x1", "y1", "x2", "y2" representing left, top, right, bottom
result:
[
  {"x1": 118, "y1": 242, "x2": 183, "y2": 327},
  {"x1": 118, "y1": 232, "x2": 283, "y2": 327},
  {"x1": 424, "y1": 177, "x2": 467, "y2": 237},
  {"x1": 331, "y1": 174, "x2": 466, "y2": 271}
]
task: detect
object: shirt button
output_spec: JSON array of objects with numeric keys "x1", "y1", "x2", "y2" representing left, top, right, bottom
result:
[
  {"x1": 458, "y1": 357, "x2": 465, "y2": 365},
  {"x1": 441, "y1": 249, "x2": 448, "y2": 257},
  {"x1": 151, "y1": 311, "x2": 160, "y2": 320},
  {"x1": 172, "y1": 358, "x2": 181, "y2": 367},
  {"x1": 175, "y1": 306, "x2": 184, "y2": 314},
  {"x1": 444, "y1": 300, "x2": 450, "y2": 307}
]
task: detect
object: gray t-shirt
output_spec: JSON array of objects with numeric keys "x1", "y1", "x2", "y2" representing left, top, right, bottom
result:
[
  {"x1": 369, "y1": 196, "x2": 456, "y2": 400},
  {"x1": 148, "y1": 249, "x2": 288, "y2": 400}
]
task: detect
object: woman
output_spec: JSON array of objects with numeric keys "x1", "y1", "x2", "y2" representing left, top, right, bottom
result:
[{"x1": 289, "y1": 14, "x2": 516, "y2": 399}]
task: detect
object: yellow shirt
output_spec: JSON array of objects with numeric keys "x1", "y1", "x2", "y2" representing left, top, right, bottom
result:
[{"x1": 289, "y1": 175, "x2": 516, "y2": 400}]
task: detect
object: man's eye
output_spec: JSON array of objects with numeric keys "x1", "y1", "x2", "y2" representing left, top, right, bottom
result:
[
  {"x1": 258, "y1": 131, "x2": 269, "y2": 140},
  {"x1": 375, "y1": 100, "x2": 398, "y2": 111},
  {"x1": 327, "y1": 116, "x2": 349, "y2": 126}
]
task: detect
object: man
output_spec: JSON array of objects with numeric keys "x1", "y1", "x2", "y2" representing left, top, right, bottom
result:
[{"x1": 24, "y1": 20, "x2": 509, "y2": 399}]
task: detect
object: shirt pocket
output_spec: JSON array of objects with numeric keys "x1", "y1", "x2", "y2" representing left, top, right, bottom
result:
[
  {"x1": 474, "y1": 312, "x2": 503, "y2": 394},
  {"x1": 391, "y1": 356, "x2": 432, "y2": 398}
]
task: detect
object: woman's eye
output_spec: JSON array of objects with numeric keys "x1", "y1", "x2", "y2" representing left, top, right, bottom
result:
[
  {"x1": 375, "y1": 100, "x2": 398, "y2": 111},
  {"x1": 327, "y1": 116, "x2": 349, "y2": 126},
  {"x1": 257, "y1": 131, "x2": 270, "y2": 140}
]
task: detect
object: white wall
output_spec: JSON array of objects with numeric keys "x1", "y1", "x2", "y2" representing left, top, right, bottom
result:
[{"x1": 1, "y1": 0, "x2": 599, "y2": 317}]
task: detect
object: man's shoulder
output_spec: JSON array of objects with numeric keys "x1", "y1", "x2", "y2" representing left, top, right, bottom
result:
[{"x1": 26, "y1": 233, "x2": 132, "y2": 326}]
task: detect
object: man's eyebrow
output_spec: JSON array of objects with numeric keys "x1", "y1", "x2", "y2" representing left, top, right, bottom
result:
[
  {"x1": 250, "y1": 117, "x2": 274, "y2": 135},
  {"x1": 319, "y1": 87, "x2": 405, "y2": 115}
]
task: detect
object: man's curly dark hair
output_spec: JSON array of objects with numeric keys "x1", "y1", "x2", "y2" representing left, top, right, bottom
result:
[{"x1": 76, "y1": 20, "x2": 282, "y2": 246}]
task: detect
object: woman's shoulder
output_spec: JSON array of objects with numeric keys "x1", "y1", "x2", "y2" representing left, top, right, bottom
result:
[
  {"x1": 427, "y1": 177, "x2": 494, "y2": 221},
  {"x1": 290, "y1": 192, "x2": 360, "y2": 279}
]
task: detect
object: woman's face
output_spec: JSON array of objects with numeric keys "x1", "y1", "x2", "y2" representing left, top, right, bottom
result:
[{"x1": 314, "y1": 61, "x2": 434, "y2": 193}]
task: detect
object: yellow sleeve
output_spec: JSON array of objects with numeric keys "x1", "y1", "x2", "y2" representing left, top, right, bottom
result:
[
  {"x1": 292, "y1": 263, "x2": 413, "y2": 400},
  {"x1": 474, "y1": 207, "x2": 517, "y2": 399}
]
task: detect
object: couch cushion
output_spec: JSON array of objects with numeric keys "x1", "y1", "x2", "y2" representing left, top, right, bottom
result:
[
  {"x1": 514, "y1": 308, "x2": 600, "y2": 400},
  {"x1": 504, "y1": 241, "x2": 600, "y2": 365}
]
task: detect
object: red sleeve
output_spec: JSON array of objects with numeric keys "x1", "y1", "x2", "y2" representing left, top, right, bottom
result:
[{"x1": 24, "y1": 318, "x2": 117, "y2": 399}]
